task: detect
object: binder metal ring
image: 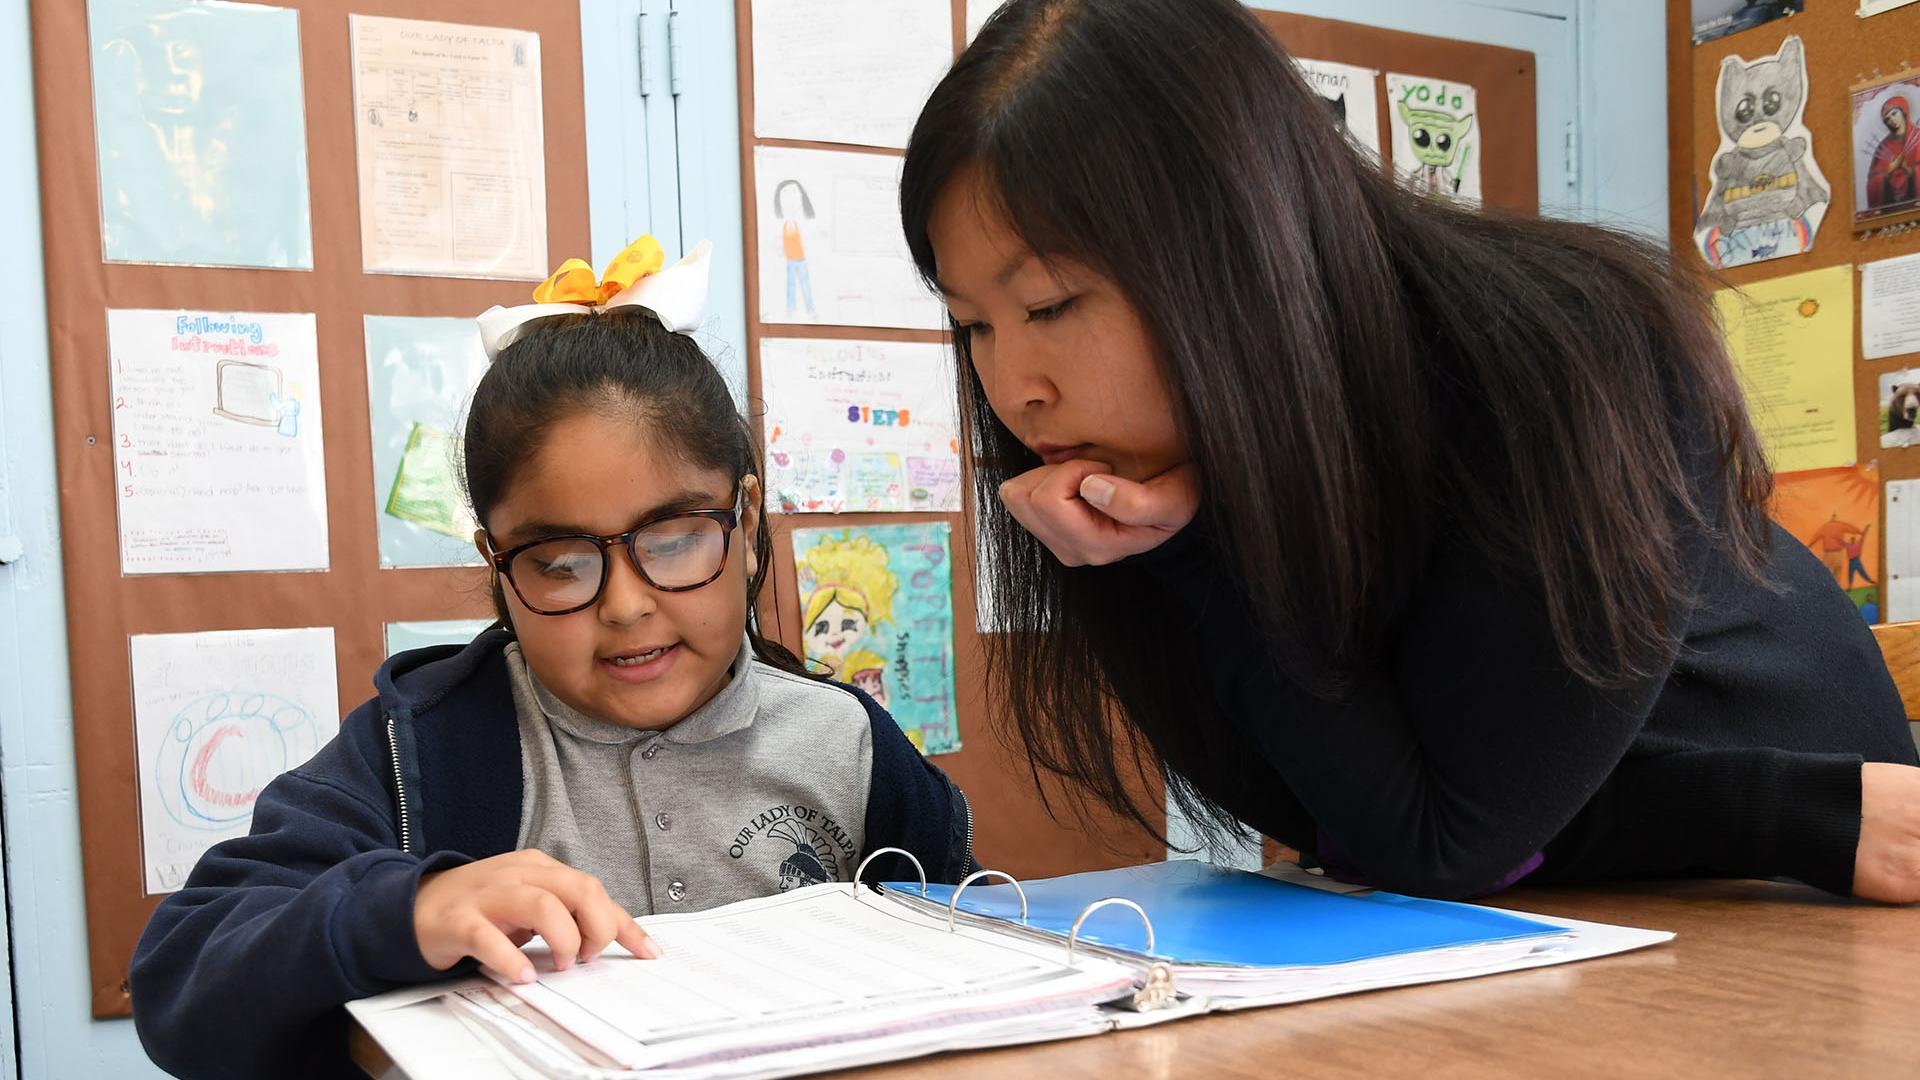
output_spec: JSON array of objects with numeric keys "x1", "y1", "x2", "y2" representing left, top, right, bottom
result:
[
  {"x1": 852, "y1": 846, "x2": 928, "y2": 897},
  {"x1": 945, "y1": 869, "x2": 1029, "y2": 930},
  {"x1": 1065, "y1": 897, "x2": 1155, "y2": 964}
]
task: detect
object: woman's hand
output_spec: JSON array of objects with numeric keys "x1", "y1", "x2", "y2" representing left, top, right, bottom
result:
[
  {"x1": 414, "y1": 849, "x2": 660, "y2": 983},
  {"x1": 998, "y1": 459, "x2": 1200, "y2": 566},
  {"x1": 1854, "y1": 762, "x2": 1920, "y2": 903}
]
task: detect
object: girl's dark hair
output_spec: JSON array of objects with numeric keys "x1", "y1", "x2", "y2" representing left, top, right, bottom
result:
[
  {"x1": 773, "y1": 179, "x2": 815, "y2": 219},
  {"x1": 463, "y1": 310, "x2": 808, "y2": 677},
  {"x1": 900, "y1": 0, "x2": 1772, "y2": 845}
]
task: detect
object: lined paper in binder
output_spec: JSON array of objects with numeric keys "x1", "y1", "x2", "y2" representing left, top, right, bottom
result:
[{"x1": 348, "y1": 854, "x2": 1673, "y2": 1079}]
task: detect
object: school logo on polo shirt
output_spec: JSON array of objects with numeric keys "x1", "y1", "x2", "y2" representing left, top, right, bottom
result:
[{"x1": 727, "y1": 803, "x2": 856, "y2": 889}]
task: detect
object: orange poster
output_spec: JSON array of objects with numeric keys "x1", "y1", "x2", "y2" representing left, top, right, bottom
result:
[{"x1": 1770, "y1": 463, "x2": 1882, "y2": 621}]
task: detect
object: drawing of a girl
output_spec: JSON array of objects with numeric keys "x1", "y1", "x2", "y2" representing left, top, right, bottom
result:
[
  {"x1": 772, "y1": 179, "x2": 817, "y2": 317},
  {"x1": 797, "y1": 533, "x2": 896, "y2": 680}
]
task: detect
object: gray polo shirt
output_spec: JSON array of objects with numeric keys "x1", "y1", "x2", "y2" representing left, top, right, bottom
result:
[{"x1": 505, "y1": 638, "x2": 874, "y2": 916}]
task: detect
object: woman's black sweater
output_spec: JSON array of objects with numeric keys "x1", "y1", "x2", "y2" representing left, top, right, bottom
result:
[{"x1": 1135, "y1": 520, "x2": 1919, "y2": 899}]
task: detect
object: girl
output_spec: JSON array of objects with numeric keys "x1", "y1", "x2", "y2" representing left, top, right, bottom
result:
[
  {"x1": 773, "y1": 178, "x2": 818, "y2": 318},
  {"x1": 130, "y1": 239, "x2": 975, "y2": 1080},
  {"x1": 902, "y1": 0, "x2": 1920, "y2": 903}
]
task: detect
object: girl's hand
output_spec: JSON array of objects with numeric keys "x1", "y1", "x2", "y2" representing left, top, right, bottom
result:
[
  {"x1": 1854, "y1": 762, "x2": 1920, "y2": 903},
  {"x1": 998, "y1": 459, "x2": 1200, "y2": 567},
  {"x1": 414, "y1": 849, "x2": 660, "y2": 984}
]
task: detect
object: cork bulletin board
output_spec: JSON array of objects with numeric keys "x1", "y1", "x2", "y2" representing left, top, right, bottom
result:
[
  {"x1": 30, "y1": 0, "x2": 591, "y2": 1018},
  {"x1": 1666, "y1": 0, "x2": 1920, "y2": 611},
  {"x1": 733, "y1": 3, "x2": 1540, "y2": 882}
]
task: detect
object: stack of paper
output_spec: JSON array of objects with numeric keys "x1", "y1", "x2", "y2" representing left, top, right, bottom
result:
[{"x1": 352, "y1": 884, "x2": 1145, "y2": 1079}]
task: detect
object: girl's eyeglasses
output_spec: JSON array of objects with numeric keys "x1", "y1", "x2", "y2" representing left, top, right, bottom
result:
[{"x1": 483, "y1": 503, "x2": 741, "y2": 616}]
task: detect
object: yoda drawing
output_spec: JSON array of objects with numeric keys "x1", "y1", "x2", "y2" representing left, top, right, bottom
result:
[
  {"x1": 1696, "y1": 36, "x2": 1828, "y2": 246},
  {"x1": 1396, "y1": 101, "x2": 1475, "y2": 198}
]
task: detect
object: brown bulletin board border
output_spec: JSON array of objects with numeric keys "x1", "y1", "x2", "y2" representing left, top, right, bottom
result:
[
  {"x1": 1666, "y1": 0, "x2": 1920, "y2": 595},
  {"x1": 30, "y1": 0, "x2": 594, "y2": 1018}
]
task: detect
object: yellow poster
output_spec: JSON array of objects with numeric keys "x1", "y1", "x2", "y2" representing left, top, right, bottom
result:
[{"x1": 1715, "y1": 265, "x2": 1855, "y2": 473}]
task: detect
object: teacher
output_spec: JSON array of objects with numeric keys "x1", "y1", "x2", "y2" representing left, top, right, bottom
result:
[{"x1": 899, "y1": 0, "x2": 1920, "y2": 900}]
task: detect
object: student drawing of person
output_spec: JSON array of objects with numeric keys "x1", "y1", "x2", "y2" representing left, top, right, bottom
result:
[
  {"x1": 773, "y1": 179, "x2": 818, "y2": 318},
  {"x1": 797, "y1": 533, "x2": 898, "y2": 681}
]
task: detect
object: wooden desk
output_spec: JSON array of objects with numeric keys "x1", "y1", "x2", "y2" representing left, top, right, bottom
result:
[{"x1": 354, "y1": 879, "x2": 1920, "y2": 1079}]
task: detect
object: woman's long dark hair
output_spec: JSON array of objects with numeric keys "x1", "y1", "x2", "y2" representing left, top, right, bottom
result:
[
  {"x1": 900, "y1": 0, "x2": 1772, "y2": 844},
  {"x1": 463, "y1": 309, "x2": 809, "y2": 677}
]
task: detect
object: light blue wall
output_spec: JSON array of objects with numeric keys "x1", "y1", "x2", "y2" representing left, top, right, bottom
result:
[
  {"x1": 0, "y1": 0, "x2": 144, "y2": 1069},
  {"x1": 0, "y1": 2, "x2": 1669, "y2": 1076}
]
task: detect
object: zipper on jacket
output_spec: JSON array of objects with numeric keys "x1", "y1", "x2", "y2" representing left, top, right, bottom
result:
[
  {"x1": 960, "y1": 784, "x2": 976, "y2": 872},
  {"x1": 386, "y1": 715, "x2": 414, "y2": 854}
]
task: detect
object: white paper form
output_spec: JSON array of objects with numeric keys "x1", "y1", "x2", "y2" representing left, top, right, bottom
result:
[
  {"x1": 352, "y1": 15, "x2": 548, "y2": 279},
  {"x1": 498, "y1": 886, "x2": 1137, "y2": 1071},
  {"x1": 760, "y1": 338, "x2": 962, "y2": 514},
  {"x1": 751, "y1": 0, "x2": 954, "y2": 150},
  {"x1": 1297, "y1": 58, "x2": 1382, "y2": 159},
  {"x1": 1863, "y1": 252, "x2": 1920, "y2": 361},
  {"x1": 754, "y1": 146, "x2": 945, "y2": 330},
  {"x1": 1886, "y1": 480, "x2": 1920, "y2": 622},
  {"x1": 132, "y1": 627, "x2": 340, "y2": 894},
  {"x1": 108, "y1": 309, "x2": 329, "y2": 574}
]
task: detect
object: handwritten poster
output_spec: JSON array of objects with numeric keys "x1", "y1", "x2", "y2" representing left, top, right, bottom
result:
[
  {"x1": 794, "y1": 524, "x2": 959, "y2": 755},
  {"x1": 1864, "y1": 253, "x2": 1920, "y2": 361},
  {"x1": 750, "y1": 0, "x2": 953, "y2": 150},
  {"x1": 385, "y1": 618, "x2": 493, "y2": 657},
  {"x1": 88, "y1": 0, "x2": 313, "y2": 269},
  {"x1": 1716, "y1": 266, "x2": 1855, "y2": 472},
  {"x1": 132, "y1": 627, "x2": 339, "y2": 894},
  {"x1": 351, "y1": 15, "x2": 548, "y2": 279},
  {"x1": 1297, "y1": 58, "x2": 1382, "y2": 159},
  {"x1": 1770, "y1": 464, "x2": 1881, "y2": 622},
  {"x1": 365, "y1": 316, "x2": 489, "y2": 567},
  {"x1": 761, "y1": 338, "x2": 962, "y2": 514},
  {"x1": 755, "y1": 146, "x2": 944, "y2": 330},
  {"x1": 1386, "y1": 73, "x2": 1480, "y2": 202},
  {"x1": 108, "y1": 309, "x2": 329, "y2": 574}
]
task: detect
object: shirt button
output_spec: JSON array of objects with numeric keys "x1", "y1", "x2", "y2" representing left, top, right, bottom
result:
[
  {"x1": 641, "y1": 745, "x2": 658, "y2": 760},
  {"x1": 667, "y1": 880, "x2": 686, "y2": 902},
  {"x1": 655, "y1": 811, "x2": 671, "y2": 831}
]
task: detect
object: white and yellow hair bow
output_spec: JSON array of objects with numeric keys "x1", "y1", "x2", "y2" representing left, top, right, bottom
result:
[{"x1": 476, "y1": 235, "x2": 713, "y2": 359}]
